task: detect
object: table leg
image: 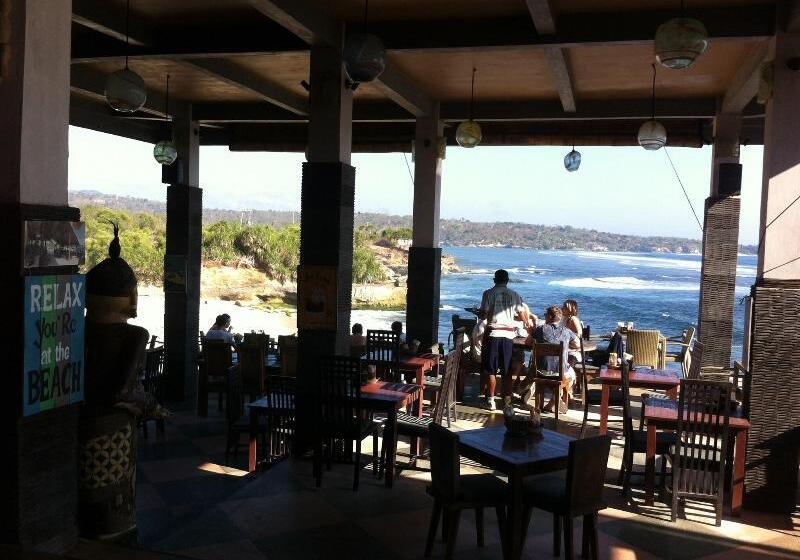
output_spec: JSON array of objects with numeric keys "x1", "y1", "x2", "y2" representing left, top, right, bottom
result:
[
  {"x1": 599, "y1": 385, "x2": 610, "y2": 435},
  {"x1": 731, "y1": 429, "x2": 747, "y2": 516},
  {"x1": 385, "y1": 408, "x2": 398, "y2": 488},
  {"x1": 248, "y1": 406, "x2": 258, "y2": 472},
  {"x1": 645, "y1": 423, "x2": 656, "y2": 506},
  {"x1": 506, "y1": 472, "x2": 524, "y2": 560}
]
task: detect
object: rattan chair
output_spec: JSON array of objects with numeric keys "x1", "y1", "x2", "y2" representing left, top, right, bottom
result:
[
  {"x1": 620, "y1": 362, "x2": 676, "y2": 497},
  {"x1": 315, "y1": 356, "x2": 380, "y2": 491},
  {"x1": 424, "y1": 423, "x2": 507, "y2": 558},
  {"x1": 669, "y1": 378, "x2": 732, "y2": 526},
  {"x1": 626, "y1": 329, "x2": 667, "y2": 369},
  {"x1": 366, "y1": 329, "x2": 401, "y2": 381},
  {"x1": 520, "y1": 435, "x2": 612, "y2": 560},
  {"x1": 664, "y1": 326, "x2": 696, "y2": 365},
  {"x1": 529, "y1": 341, "x2": 566, "y2": 428}
]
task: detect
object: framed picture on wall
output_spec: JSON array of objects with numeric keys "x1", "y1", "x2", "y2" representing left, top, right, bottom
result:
[
  {"x1": 297, "y1": 265, "x2": 337, "y2": 329},
  {"x1": 23, "y1": 220, "x2": 85, "y2": 269}
]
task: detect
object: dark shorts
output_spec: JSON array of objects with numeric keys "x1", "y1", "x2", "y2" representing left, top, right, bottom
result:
[{"x1": 482, "y1": 337, "x2": 513, "y2": 376}]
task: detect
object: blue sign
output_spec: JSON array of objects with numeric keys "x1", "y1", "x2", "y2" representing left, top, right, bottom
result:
[{"x1": 23, "y1": 274, "x2": 85, "y2": 416}]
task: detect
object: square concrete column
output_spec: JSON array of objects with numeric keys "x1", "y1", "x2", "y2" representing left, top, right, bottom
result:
[
  {"x1": 164, "y1": 105, "x2": 202, "y2": 405},
  {"x1": 295, "y1": 35, "x2": 354, "y2": 450},
  {"x1": 407, "y1": 104, "x2": 444, "y2": 348},
  {"x1": 0, "y1": 0, "x2": 78, "y2": 551},
  {"x1": 697, "y1": 111, "x2": 742, "y2": 370},
  {"x1": 745, "y1": 5, "x2": 800, "y2": 513}
]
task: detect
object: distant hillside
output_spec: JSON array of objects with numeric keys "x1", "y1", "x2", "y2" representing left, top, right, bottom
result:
[{"x1": 69, "y1": 190, "x2": 757, "y2": 255}]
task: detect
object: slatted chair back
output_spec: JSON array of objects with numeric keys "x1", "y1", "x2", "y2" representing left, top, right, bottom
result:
[
  {"x1": 366, "y1": 329, "x2": 400, "y2": 381},
  {"x1": 672, "y1": 378, "x2": 732, "y2": 523},
  {"x1": 142, "y1": 346, "x2": 166, "y2": 401},
  {"x1": 566, "y1": 435, "x2": 612, "y2": 514},
  {"x1": 431, "y1": 349, "x2": 461, "y2": 424},
  {"x1": 732, "y1": 361, "x2": 751, "y2": 419},
  {"x1": 677, "y1": 326, "x2": 696, "y2": 363},
  {"x1": 243, "y1": 332, "x2": 269, "y2": 352},
  {"x1": 627, "y1": 329, "x2": 662, "y2": 369},
  {"x1": 278, "y1": 335, "x2": 298, "y2": 376},
  {"x1": 204, "y1": 339, "x2": 232, "y2": 377},
  {"x1": 428, "y1": 423, "x2": 461, "y2": 501},
  {"x1": 530, "y1": 341, "x2": 565, "y2": 380},
  {"x1": 226, "y1": 366, "x2": 244, "y2": 426},
  {"x1": 238, "y1": 342, "x2": 266, "y2": 398},
  {"x1": 319, "y1": 356, "x2": 363, "y2": 436},
  {"x1": 619, "y1": 361, "x2": 635, "y2": 442},
  {"x1": 265, "y1": 374, "x2": 296, "y2": 458},
  {"x1": 577, "y1": 337, "x2": 589, "y2": 402},
  {"x1": 685, "y1": 340, "x2": 704, "y2": 380},
  {"x1": 449, "y1": 315, "x2": 477, "y2": 351}
]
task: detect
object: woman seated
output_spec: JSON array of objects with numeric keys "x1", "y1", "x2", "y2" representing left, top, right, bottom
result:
[
  {"x1": 527, "y1": 305, "x2": 579, "y2": 413},
  {"x1": 206, "y1": 313, "x2": 236, "y2": 346},
  {"x1": 562, "y1": 299, "x2": 583, "y2": 362}
]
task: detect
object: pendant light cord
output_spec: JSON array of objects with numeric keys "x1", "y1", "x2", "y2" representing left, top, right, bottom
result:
[
  {"x1": 650, "y1": 63, "x2": 657, "y2": 120},
  {"x1": 164, "y1": 74, "x2": 170, "y2": 122},
  {"x1": 363, "y1": 0, "x2": 369, "y2": 32},
  {"x1": 469, "y1": 67, "x2": 476, "y2": 121},
  {"x1": 124, "y1": 0, "x2": 131, "y2": 68},
  {"x1": 663, "y1": 147, "x2": 703, "y2": 232}
]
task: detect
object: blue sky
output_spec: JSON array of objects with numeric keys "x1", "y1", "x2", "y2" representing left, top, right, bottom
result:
[{"x1": 67, "y1": 126, "x2": 763, "y2": 244}]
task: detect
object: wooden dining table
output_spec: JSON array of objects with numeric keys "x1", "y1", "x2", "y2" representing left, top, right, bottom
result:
[
  {"x1": 458, "y1": 426, "x2": 574, "y2": 560},
  {"x1": 643, "y1": 405, "x2": 751, "y2": 514},
  {"x1": 594, "y1": 366, "x2": 682, "y2": 435}
]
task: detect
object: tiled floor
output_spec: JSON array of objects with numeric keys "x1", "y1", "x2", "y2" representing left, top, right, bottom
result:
[{"x1": 129, "y1": 385, "x2": 800, "y2": 560}]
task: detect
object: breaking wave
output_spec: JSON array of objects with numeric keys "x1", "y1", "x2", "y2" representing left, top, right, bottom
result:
[{"x1": 549, "y1": 276, "x2": 699, "y2": 291}]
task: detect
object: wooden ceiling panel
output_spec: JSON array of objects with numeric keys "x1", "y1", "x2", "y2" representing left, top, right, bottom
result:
[
  {"x1": 387, "y1": 49, "x2": 557, "y2": 102},
  {"x1": 553, "y1": 0, "x2": 774, "y2": 14},
  {"x1": 86, "y1": 60, "x2": 265, "y2": 103},
  {"x1": 314, "y1": 0, "x2": 527, "y2": 22},
  {"x1": 104, "y1": 0, "x2": 257, "y2": 26},
  {"x1": 570, "y1": 41, "x2": 756, "y2": 100}
]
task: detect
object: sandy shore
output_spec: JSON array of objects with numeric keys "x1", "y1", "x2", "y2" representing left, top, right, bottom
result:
[{"x1": 133, "y1": 286, "x2": 405, "y2": 341}]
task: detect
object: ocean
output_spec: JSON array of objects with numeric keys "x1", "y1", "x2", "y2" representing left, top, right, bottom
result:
[{"x1": 437, "y1": 248, "x2": 757, "y2": 361}]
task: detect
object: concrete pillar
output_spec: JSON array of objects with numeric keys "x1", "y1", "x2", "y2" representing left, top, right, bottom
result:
[
  {"x1": 295, "y1": 33, "x2": 354, "y2": 450},
  {"x1": 0, "y1": 0, "x2": 79, "y2": 551},
  {"x1": 164, "y1": 104, "x2": 202, "y2": 404},
  {"x1": 745, "y1": 5, "x2": 800, "y2": 513},
  {"x1": 696, "y1": 110, "x2": 742, "y2": 370},
  {"x1": 407, "y1": 104, "x2": 444, "y2": 348}
]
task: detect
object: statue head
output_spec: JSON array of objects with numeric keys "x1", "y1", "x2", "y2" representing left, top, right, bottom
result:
[{"x1": 85, "y1": 222, "x2": 138, "y2": 323}]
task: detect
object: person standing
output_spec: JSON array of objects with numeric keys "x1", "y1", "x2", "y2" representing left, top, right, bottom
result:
[{"x1": 479, "y1": 269, "x2": 530, "y2": 410}]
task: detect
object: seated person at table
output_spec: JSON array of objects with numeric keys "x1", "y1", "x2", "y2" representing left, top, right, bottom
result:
[
  {"x1": 350, "y1": 323, "x2": 366, "y2": 357},
  {"x1": 479, "y1": 269, "x2": 531, "y2": 410},
  {"x1": 527, "y1": 305, "x2": 578, "y2": 413},
  {"x1": 510, "y1": 304, "x2": 537, "y2": 394},
  {"x1": 392, "y1": 320, "x2": 420, "y2": 355},
  {"x1": 561, "y1": 298, "x2": 583, "y2": 361},
  {"x1": 206, "y1": 313, "x2": 236, "y2": 345}
]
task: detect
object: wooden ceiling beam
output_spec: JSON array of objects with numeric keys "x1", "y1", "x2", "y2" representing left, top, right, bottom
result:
[
  {"x1": 371, "y1": 66, "x2": 433, "y2": 117},
  {"x1": 70, "y1": 100, "x2": 162, "y2": 143},
  {"x1": 722, "y1": 41, "x2": 769, "y2": 113},
  {"x1": 70, "y1": 65, "x2": 167, "y2": 118},
  {"x1": 179, "y1": 59, "x2": 309, "y2": 115},
  {"x1": 72, "y1": 0, "x2": 154, "y2": 47},
  {"x1": 526, "y1": 0, "x2": 577, "y2": 113}
]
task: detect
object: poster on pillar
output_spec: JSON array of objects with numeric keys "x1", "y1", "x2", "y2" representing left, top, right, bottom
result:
[
  {"x1": 23, "y1": 274, "x2": 85, "y2": 416},
  {"x1": 297, "y1": 265, "x2": 337, "y2": 329}
]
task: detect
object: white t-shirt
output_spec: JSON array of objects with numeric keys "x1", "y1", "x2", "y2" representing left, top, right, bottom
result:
[
  {"x1": 480, "y1": 285, "x2": 525, "y2": 339},
  {"x1": 205, "y1": 328, "x2": 235, "y2": 345}
]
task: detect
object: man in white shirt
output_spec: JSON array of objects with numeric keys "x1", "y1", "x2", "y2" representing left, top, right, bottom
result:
[{"x1": 479, "y1": 269, "x2": 530, "y2": 410}]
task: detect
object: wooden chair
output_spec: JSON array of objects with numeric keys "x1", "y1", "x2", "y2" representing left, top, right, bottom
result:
[
  {"x1": 447, "y1": 314, "x2": 476, "y2": 352},
  {"x1": 315, "y1": 356, "x2": 380, "y2": 491},
  {"x1": 529, "y1": 341, "x2": 566, "y2": 428},
  {"x1": 579, "y1": 339, "x2": 624, "y2": 438},
  {"x1": 264, "y1": 374, "x2": 296, "y2": 462},
  {"x1": 620, "y1": 362, "x2": 676, "y2": 497},
  {"x1": 278, "y1": 335, "x2": 298, "y2": 376},
  {"x1": 664, "y1": 326, "x2": 696, "y2": 365},
  {"x1": 639, "y1": 342, "x2": 705, "y2": 429},
  {"x1": 520, "y1": 435, "x2": 612, "y2": 560},
  {"x1": 732, "y1": 361, "x2": 751, "y2": 419},
  {"x1": 224, "y1": 366, "x2": 266, "y2": 465},
  {"x1": 425, "y1": 329, "x2": 464, "y2": 418},
  {"x1": 366, "y1": 329, "x2": 401, "y2": 381},
  {"x1": 669, "y1": 378, "x2": 731, "y2": 526},
  {"x1": 382, "y1": 347, "x2": 462, "y2": 473},
  {"x1": 424, "y1": 423, "x2": 507, "y2": 559},
  {"x1": 141, "y1": 345, "x2": 166, "y2": 437},
  {"x1": 626, "y1": 329, "x2": 667, "y2": 369},
  {"x1": 201, "y1": 339, "x2": 232, "y2": 415}
]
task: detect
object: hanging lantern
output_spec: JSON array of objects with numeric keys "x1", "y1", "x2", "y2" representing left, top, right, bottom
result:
[
  {"x1": 564, "y1": 148, "x2": 581, "y2": 172},
  {"x1": 104, "y1": 0, "x2": 147, "y2": 112},
  {"x1": 105, "y1": 68, "x2": 147, "y2": 113},
  {"x1": 637, "y1": 120, "x2": 668, "y2": 150},
  {"x1": 638, "y1": 63, "x2": 667, "y2": 150},
  {"x1": 153, "y1": 140, "x2": 178, "y2": 165},
  {"x1": 456, "y1": 67, "x2": 481, "y2": 148},
  {"x1": 344, "y1": 33, "x2": 386, "y2": 84},
  {"x1": 456, "y1": 120, "x2": 482, "y2": 149},
  {"x1": 153, "y1": 75, "x2": 177, "y2": 166},
  {"x1": 655, "y1": 17, "x2": 708, "y2": 69}
]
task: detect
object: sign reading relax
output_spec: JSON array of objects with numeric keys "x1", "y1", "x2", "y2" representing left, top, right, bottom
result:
[{"x1": 23, "y1": 275, "x2": 85, "y2": 416}]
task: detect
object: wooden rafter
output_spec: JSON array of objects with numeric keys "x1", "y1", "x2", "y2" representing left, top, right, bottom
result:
[
  {"x1": 526, "y1": 0, "x2": 576, "y2": 113},
  {"x1": 722, "y1": 41, "x2": 770, "y2": 113}
]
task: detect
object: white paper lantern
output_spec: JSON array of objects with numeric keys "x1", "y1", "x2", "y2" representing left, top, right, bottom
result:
[
  {"x1": 637, "y1": 120, "x2": 667, "y2": 150},
  {"x1": 655, "y1": 17, "x2": 709, "y2": 70},
  {"x1": 456, "y1": 120, "x2": 482, "y2": 148}
]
